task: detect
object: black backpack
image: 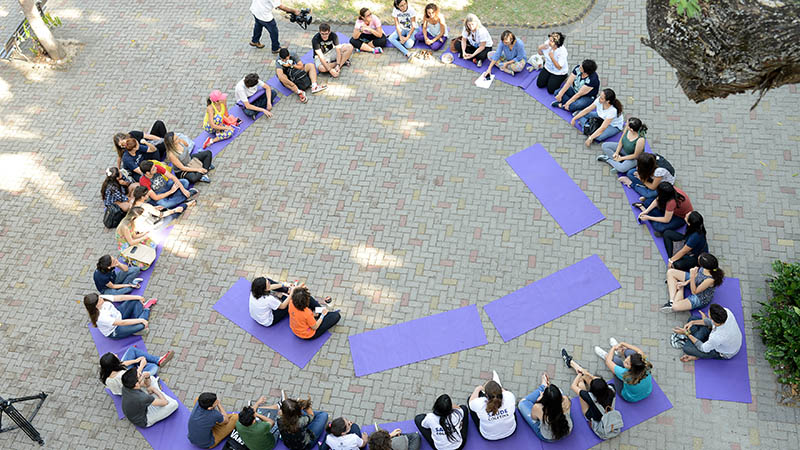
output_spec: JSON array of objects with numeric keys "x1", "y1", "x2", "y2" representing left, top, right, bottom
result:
[
  {"x1": 102, "y1": 204, "x2": 125, "y2": 229},
  {"x1": 583, "y1": 117, "x2": 603, "y2": 136},
  {"x1": 654, "y1": 153, "x2": 676, "y2": 177}
]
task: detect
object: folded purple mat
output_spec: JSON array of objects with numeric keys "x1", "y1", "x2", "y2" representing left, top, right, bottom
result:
[
  {"x1": 124, "y1": 225, "x2": 173, "y2": 297},
  {"x1": 485, "y1": 255, "x2": 620, "y2": 342},
  {"x1": 213, "y1": 277, "x2": 331, "y2": 369},
  {"x1": 441, "y1": 49, "x2": 536, "y2": 88},
  {"x1": 266, "y1": 49, "x2": 316, "y2": 97},
  {"x1": 506, "y1": 144, "x2": 605, "y2": 236},
  {"x1": 694, "y1": 278, "x2": 751, "y2": 403},
  {"x1": 349, "y1": 305, "x2": 488, "y2": 377},
  {"x1": 542, "y1": 379, "x2": 672, "y2": 450},
  {"x1": 88, "y1": 324, "x2": 146, "y2": 419}
]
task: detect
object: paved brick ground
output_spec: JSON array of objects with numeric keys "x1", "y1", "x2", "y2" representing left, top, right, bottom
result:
[{"x1": 1, "y1": 0, "x2": 798, "y2": 448}]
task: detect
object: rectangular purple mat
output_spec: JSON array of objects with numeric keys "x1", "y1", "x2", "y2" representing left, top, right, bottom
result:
[
  {"x1": 124, "y1": 225, "x2": 173, "y2": 297},
  {"x1": 484, "y1": 254, "x2": 620, "y2": 342},
  {"x1": 213, "y1": 277, "x2": 331, "y2": 369},
  {"x1": 506, "y1": 144, "x2": 605, "y2": 236},
  {"x1": 694, "y1": 278, "x2": 752, "y2": 403},
  {"x1": 348, "y1": 305, "x2": 488, "y2": 377},
  {"x1": 441, "y1": 49, "x2": 537, "y2": 88},
  {"x1": 380, "y1": 24, "x2": 447, "y2": 51}
]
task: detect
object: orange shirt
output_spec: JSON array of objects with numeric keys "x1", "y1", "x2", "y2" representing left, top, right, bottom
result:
[{"x1": 289, "y1": 302, "x2": 316, "y2": 338}]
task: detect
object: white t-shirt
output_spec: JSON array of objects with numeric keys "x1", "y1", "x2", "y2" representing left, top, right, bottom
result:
[
  {"x1": 235, "y1": 78, "x2": 267, "y2": 105},
  {"x1": 468, "y1": 391, "x2": 517, "y2": 440},
  {"x1": 105, "y1": 372, "x2": 124, "y2": 395},
  {"x1": 653, "y1": 167, "x2": 675, "y2": 185},
  {"x1": 97, "y1": 300, "x2": 122, "y2": 336},
  {"x1": 249, "y1": 293, "x2": 282, "y2": 327},
  {"x1": 421, "y1": 410, "x2": 464, "y2": 450},
  {"x1": 250, "y1": 0, "x2": 281, "y2": 22},
  {"x1": 698, "y1": 307, "x2": 743, "y2": 359},
  {"x1": 541, "y1": 40, "x2": 568, "y2": 75},
  {"x1": 462, "y1": 26, "x2": 493, "y2": 48},
  {"x1": 593, "y1": 98, "x2": 625, "y2": 130},
  {"x1": 392, "y1": 6, "x2": 417, "y2": 31},
  {"x1": 324, "y1": 433, "x2": 364, "y2": 450}
]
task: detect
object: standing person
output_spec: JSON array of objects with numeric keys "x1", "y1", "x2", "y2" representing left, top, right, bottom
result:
[
  {"x1": 250, "y1": 277, "x2": 292, "y2": 327},
  {"x1": 312, "y1": 23, "x2": 354, "y2": 78},
  {"x1": 620, "y1": 153, "x2": 676, "y2": 202},
  {"x1": 188, "y1": 392, "x2": 239, "y2": 449},
  {"x1": 552, "y1": 59, "x2": 600, "y2": 112},
  {"x1": 596, "y1": 118, "x2": 647, "y2": 173},
  {"x1": 121, "y1": 368, "x2": 179, "y2": 428},
  {"x1": 164, "y1": 132, "x2": 214, "y2": 184},
  {"x1": 636, "y1": 182, "x2": 694, "y2": 234},
  {"x1": 94, "y1": 254, "x2": 142, "y2": 295},
  {"x1": 517, "y1": 373, "x2": 572, "y2": 442},
  {"x1": 453, "y1": 14, "x2": 493, "y2": 67},
  {"x1": 235, "y1": 73, "x2": 277, "y2": 119},
  {"x1": 138, "y1": 160, "x2": 198, "y2": 210},
  {"x1": 236, "y1": 396, "x2": 280, "y2": 450},
  {"x1": 349, "y1": 8, "x2": 387, "y2": 53},
  {"x1": 288, "y1": 285, "x2": 341, "y2": 339},
  {"x1": 202, "y1": 90, "x2": 236, "y2": 149},
  {"x1": 368, "y1": 427, "x2": 421, "y2": 450},
  {"x1": 84, "y1": 292, "x2": 156, "y2": 339},
  {"x1": 663, "y1": 253, "x2": 725, "y2": 312},
  {"x1": 570, "y1": 88, "x2": 624, "y2": 146},
  {"x1": 415, "y1": 4, "x2": 447, "y2": 51},
  {"x1": 113, "y1": 121, "x2": 168, "y2": 168},
  {"x1": 387, "y1": 0, "x2": 418, "y2": 59},
  {"x1": 483, "y1": 30, "x2": 526, "y2": 77},
  {"x1": 594, "y1": 339, "x2": 653, "y2": 402},
  {"x1": 116, "y1": 207, "x2": 157, "y2": 270},
  {"x1": 276, "y1": 48, "x2": 328, "y2": 104},
  {"x1": 414, "y1": 394, "x2": 468, "y2": 450},
  {"x1": 665, "y1": 211, "x2": 708, "y2": 271},
  {"x1": 320, "y1": 417, "x2": 368, "y2": 450},
  {"x1": 672, "y1": 304, "x2": 743, "y2": 362},
  {"x1": 277, "y1": 397, "x2": 329, "y2": 450},
  {"x1": 535, "y1": 32, "x2": 568, "y2": 94},
  {"x1": 99, "y1": 348, "x2": 173, "y2": 395},
  {"x1": 467, "y1": 375, "x2": 517, "y2": 441},
  {"x1": 249, "y1": 0, "x2": 306, "y2": 52}
]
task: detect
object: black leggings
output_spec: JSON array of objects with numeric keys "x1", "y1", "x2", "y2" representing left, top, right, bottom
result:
[
  {"x1": 174, "y1": 150, "x2": 213, "y2": 183},
  {"x1": 414, "y1": 405, "x2": 469, "y2": 450},
  {"x1": 149, "y1": 120, "x2": 168, "y2": 161},
  {"x1": 536, "y1": 70, "x2": 568, "y2": 95},
  {"x1": 663, "y1": 230, "x2": 700, "y2": 271},
  {"x1": 453, "y1": 41, "x2": 492, "y2": 62},
  {"x1": 350, "y1": 33, "x2": 386, "y2": 49}
]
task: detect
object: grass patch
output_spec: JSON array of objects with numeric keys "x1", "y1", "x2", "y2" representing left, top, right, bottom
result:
[{"x1": 297, "y1": 0, "x2": 593, "y2": 28}]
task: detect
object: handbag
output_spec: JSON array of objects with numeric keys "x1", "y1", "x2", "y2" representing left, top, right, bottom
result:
[
  {"x1": 450, "y1": 36, "x2": 462, "y2": 53},
  {"x1": 121, "y1": 244, "x2": 157, "y2": 266},
  {"x1": 187, "y1": 158, "x2": 203, "y2": 170},
  {"x1": 583, "y1": 116, "x2": 603, "y2": 136},
  {"x1": 222, "y1": 114, "x2": 241, "y2": 127},
  {"x1": 102, "y1": 204, "x2": 125, "y2": 229}
]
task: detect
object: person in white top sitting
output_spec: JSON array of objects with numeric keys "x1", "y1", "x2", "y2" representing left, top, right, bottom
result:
[
  {"x1": 84, "y1": 293, "x2": 156, "y2": 339},
  {"x1": 235, "y1": 73, "x2": 277, "y2": 119},
  {"x1": 467, "y1": 374, "x2": 517, "y2": 441},
  {"x1": 249, "y1": 277, "x2": 292, "y2": 327},
  {"x1": 414, "y1": 394, "x2": 468, "y2": 450},
  {"x1": 320, "y1": 417, "x2": 368, "y2": 450},
  {"x1": 571, "y1": 88, "x2": 625, "y2": 147},
  {"x1": 672, "y1": 303, "x2": 743, "y2": 362},
  {"x1": 535, "y1": 31, "x2": 568, "y2": 94},
  {"x1": 453, "y1": 14, "x2": 493, "y2": 67},
  {"x1": 99, "y1": 347, "x2": 173, "y2": 395}
]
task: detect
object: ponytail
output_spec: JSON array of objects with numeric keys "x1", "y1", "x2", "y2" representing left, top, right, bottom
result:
[
  {"x1": 628, "y1": 117, "x2": 647, "y2": 136},
  {"x1": 484, "y1": 381, "x2": 503, "y2": 415},
  {"x1": 698, "y1": 253, "x2": 725, "y2": 286},
  {"x1": 602, "y1": 88, "x2": 623, "y2": 116},
  {"x1": 84, "y1": 293, "x2": 100, "y2": 327}
]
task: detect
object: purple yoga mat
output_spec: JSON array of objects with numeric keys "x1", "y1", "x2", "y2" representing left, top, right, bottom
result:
[
  {"x1": 380, "y1": 24, "x2": 448, "y2": 52},
  {"x1": 541, "y1": 379, "x2": 672, "y2": 450},
  {"x1": 362, "y1": 420, "x2": 432, "y2": 449},
  {"x1": 124, "y1": 225, "x2": 173, "y2": 297},
  {"x1": 191, "y1": 101, "x2": 259, "y2": 159},
  {"x1": 266, "y1": 49, "x2": 316, "y2": 97},
  {"x1": 506, "y1": 144, "x2": 605, "y2": 236},
  {"x1": 348, "y1": 305, "x2": 488, "y2": 377},
  {"x1": 485, "y1": 255, "x2": 620, "y2": 342},
  {"x1": 442, "y1": 49, "x2": 536, "y2": 88},
  {"x1": 694, "y1": 278, "x2": 752, "y2": 403},
  {"x1": 88, "y1": 324, "x2": 147, "y2": 419},
  {"x1": 213, "y1": 277, "x2": 331, "y2": 369}
]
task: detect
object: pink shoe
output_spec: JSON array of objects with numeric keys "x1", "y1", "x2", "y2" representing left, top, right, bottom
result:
[{"x1": 143, "y1": 298, "x2": 158, "y2": 309}]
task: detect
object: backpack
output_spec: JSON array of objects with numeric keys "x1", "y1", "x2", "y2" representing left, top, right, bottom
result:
[
  {"x1": 587, "y1": 391, "x2": 623, "y2": 440},
  {"x1": 222, "y1": 428, "x2": 250, "y2": 450},
  {"x1": 287, "y1": 67, "x2": 312, "y2": 91},
  {"x1": 103, "y1": 204, "x2": 125, "y2": 229},
  {"x1": 654, "y1": 153, "x2": 676, "y2": 177},
  {"x1": 583, "y1": 116, "x2": 603, "y2": 136}
]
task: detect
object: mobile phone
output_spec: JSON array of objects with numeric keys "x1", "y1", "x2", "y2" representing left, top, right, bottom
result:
[{"x1": 130, "y1": 246, "x2": 137, "y2": 254}]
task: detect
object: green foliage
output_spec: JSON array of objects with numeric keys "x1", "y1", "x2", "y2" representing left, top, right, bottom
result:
[
  {"x1": 14, "y1": 12, "x2": 62, "y2": 58},
  {"x1": 670, "y1": 0, "x2": 701, "y2": 17},
  {"x1": 753, "y1": 261, "x2": 800, "y2": 387}
]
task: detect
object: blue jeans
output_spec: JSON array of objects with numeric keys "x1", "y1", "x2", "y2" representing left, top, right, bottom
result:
[
  {"x1": 110, "y1": 300, "x2": 150, "y2": 339},
  {"x1": 625, "y1": 168, "x2": 658, "y2": 200},
  {"x1": 305, "y1": 410, "x2": 329, "y2": 445},
  {"x1": 682, "y1": 316, "x2": 724, "y2": 359},
  {"x1": 600, "y1": 142, "x2": 638, "y2": 173},
  {"x1": 155, "y1": 179, "x2": 192, "y2": 210},
  {"x1": 560, "y1": 87, "x2": 594, "y2": 112},
  {"x1": 647, "y1": 207, "x2": 685, "y2": 233},
  {"x1": 319, "y1": 422, "x2": 361, "y2": 450},
  {"x1": 388, "y1": 28, "x2": 415, "y2": 56},
  {"x1": 252, "y1": 16, "x2": 280, "y2": 51},
  {"x1": 121, "y1": 346, "x2": 159, "y2": 376},
  {"x1": 518, "y1": 384, "x2": 558, "y2": 442},
  {"x1": 101, "y1": 266, "x2": 141, "y2": 295},
  {"x1": 577, "y1": 110, "x2": 621, "y2": 142}
]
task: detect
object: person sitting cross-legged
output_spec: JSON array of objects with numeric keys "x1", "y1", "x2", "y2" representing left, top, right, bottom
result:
[
  {"x1": 288, "y1": 284, "x2": 341, "y2": 340},
  {"x1": 320, "y1": 417, "x2": 369, "y2": 450},
  {"x1": 596, "y1": 117, "x2": 647, "y2": 174},
  {"x1": 94, "y1": 254, "x2": 142, "y2": 295},
  {"x1": 387, "y1": 0, "x2": 418, "y2": 59},
  {"x1": 517, "y1": 373, "x2": 572, "y2": 442},
  {"x1": 552, "y1": 59, "x2": 599, "y2": 113},
  {"x1": 368, "y1": 427, "x2": 422, "y2": 450},
  {"x1": 235, "y1": 72, "x2": 278, "y2": 119},
  {"x1": 593, "y1": 339, "x2": 653, "y2": 402},
  {"x1": 138, "y1": 160, "x2": 198, "y2": 210},
  {"x1": 277, "y1": 397, "x2": 329, "y2": 450},
  {"x1": 276, "y1": 48, "x2": 327, "y2": 104},
  {"x1": 250, "y1": 276, "x2": 292, "y2": 327},
  {"x1": 483, "y1": 31, "x2": 526, "y2": 77},
  {"x1": 535, "y1": 31, "x2": 568, "y2": 94},
  {"x1": 414, "y1": 394, "x2": 468, "y2": 450},
  {"x1": 467, "y1": 374, "x2": 517, "y2": 441},
  {"x1": 665, "y1": 211, "x2": 708, "y2": 271},
  {"x1": 121, "y1": 367, "x2": 179, "y2": 428},
  {"x1": 202, "y1": 90, "x2": 236, "y2": 149},
  {"x1": 672, "y1": 303, "x2": 742, "y2": 362},
  {"x1": 454, "y1": 14, "x2": 493, "y2": 67},
  {"x1": 349, "y1": 8, "x2": 387, "y2": 54},
  {"x1": 188, "y1": 392, "x2": 239, "y2": 449},
  {"x1": 100, "y1": 347, "x2": 173, "y2": 395},
  {"x1": 636, "y1": 182, "x2": 694, "y2": 234},
  {"x1": 312, "y1": 23, "x2": 354, "y2": 78},
  {"x1": 235, "y1": 396, "x2": 280, "y2": 450}
]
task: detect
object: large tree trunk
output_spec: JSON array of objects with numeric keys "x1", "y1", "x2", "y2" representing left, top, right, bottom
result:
[
  {"x1": 642, "y1": 0, "x2": 800, "y2": 107},
  {"x1": 18, "y1": 0, "x2": 65, "y2": 60}
]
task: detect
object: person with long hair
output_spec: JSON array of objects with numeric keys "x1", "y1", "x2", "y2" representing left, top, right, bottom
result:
[
  {"x1": 115, "y1": 132, "x2": 162, "y2": 181},
  {"x1": 620, "y1": 152, "x2": 676, "y2": 202},
  {"x1": 349, "y1": 8, "x2": 386, "y2": 53},
  {"x1": 414, "y1": 394, "x2": 468, "y2": 449},
  {"x1": 663, "y1": 253, "x2": 725, "y2": 312},
  {"x1": 112, "y1": 120, "x2": 167, "y2": 168},
  {"x1": 202, "y1": 90, "x2": 235, "y2": 149},
  {"x1": 277, "y1": 397, "x2": 329, "y2": 450},
  {"x1": 636, "y1": 182, "x2": 694, "y2": 234},
  {"x1": 597, "y1": 118, "x2": 647, "y2": 173},
  {"x1": 116, "y1": 207, "x2": 157, "y2": 270},
  {"x1": 99, "y1": 347, "x2": 173, "y2": 395},
  {"x1": 664, "y1": 211, "x2": 708, "y2": 271},
  {"x1": 164, "y1": 131, "x2": 214, "y2": 184},
  {"x1": 535, "y1": 31, "x2": 568, "y2": 94},
  {"x1": 467, "y1": 375, "x2": 516, "y2": 440},
  {"x1": 250, "y1": 277, "x2": 292, "y2": 327},
  {"x1": 84, "y1": 292, "x2": 156, "y2": 339},
  {"x1": 562, "y1": 349, "x2": 617, "y2": 433},
  {"x1": 131, "y1": 186, "x2": 188, "y2": 233},
  {"x1": 571, "y1": 88, "x2": 624, "y2": 146},
  {"x1": 483, "y1": 30, "x2": 526, "y2": 77},
  {"x1": 288, "y1": 285, "x2": 340, "y2": 339},
  {"x1": 673, "y1": 303, "x2": 742, "y2": 362},
  {"x1": 517, "y1": 373, "x2": 572, "y2": 442},
  {"x1": 414, "y1": 3, "x2": 447, "y2": 51},
  {"x1": 93, "y1": 254, "x2": 142, "y2": 295},
  {"x1": 367, "y1": 427, "x2": 422, "y2": 450},
  {"x1": 387, "y1": 0, "x2": 418, "y2": 59},
  {"x1": 594, "y1": 339, "x2": 653, "y2": 402},
  {"x1": 454, "y1": 14, "x2": 493, "y2": 67},
  {"x1": 101, "y1": 167, "x2": 136, "y2": 212}
]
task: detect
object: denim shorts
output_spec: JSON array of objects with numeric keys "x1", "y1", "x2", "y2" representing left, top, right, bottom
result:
[{"x1": 687, "y1": 293, "x2": 709, "y2": 309}]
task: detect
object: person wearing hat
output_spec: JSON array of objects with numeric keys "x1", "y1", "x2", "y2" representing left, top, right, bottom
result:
[{"x1": 203, "y1": 90, "x2": 236, "y2": 149}]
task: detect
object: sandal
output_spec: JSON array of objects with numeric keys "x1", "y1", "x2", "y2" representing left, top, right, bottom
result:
[
  {"x1": 561, "y1": 348, "x2": 573, "y2": 370},
  {"x1": 632, "y1": 202, "x2": 644, "y2": 209},
  {"x1": 323, "y1": 296, "x2": 332, "y2": 304}
]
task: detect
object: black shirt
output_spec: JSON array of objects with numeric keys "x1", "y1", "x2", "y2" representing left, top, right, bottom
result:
[
  {"x1": 579, "y1": 384, "x2": 616, "y2": 422},
  {"x1": 312, "y1": 32, "x2": 339, "y2": 55}
]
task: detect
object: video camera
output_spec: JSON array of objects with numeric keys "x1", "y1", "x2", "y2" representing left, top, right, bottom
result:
[{"x1": 289, "y1": 9, "x2": 312, "y2": 30}]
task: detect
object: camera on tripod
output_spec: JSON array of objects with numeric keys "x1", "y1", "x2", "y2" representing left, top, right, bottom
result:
[{"x1": 289, "y1": 9, "x2": 312, "y2": 29}]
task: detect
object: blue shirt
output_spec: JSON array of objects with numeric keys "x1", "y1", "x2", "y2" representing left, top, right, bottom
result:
[
  {"x1": 614, "y1": 365, "x2": 653, "y2": 402},
  {"x1": 121, "y1": 144, "x2": 151, "y2": 181},
  {"x1": 187, "y1": 406, "x2": 223, "y2": 448},
  {"x1": 570, "y1": 64, "x2": 600, "y2": 98},
  {"x1": 685, "y1": 232, "x2": 708, "y2": 256},
  {"x1": 490, "y1": 38, "x2": 526, "y2": 62},
  {"x1": 93, "y1": 269, "x2": 115, "y2": 292}
]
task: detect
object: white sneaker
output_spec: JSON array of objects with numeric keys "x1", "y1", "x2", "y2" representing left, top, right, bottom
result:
[
  {"x1": 594, "y1": 346, "x2": 608, "y2": 360},
  {"x1": 609, "y1": 337, "x2": 619, "y2": 348},
  {"x1": 311, "y1": 84, "x2": 327, "y2": 94}
]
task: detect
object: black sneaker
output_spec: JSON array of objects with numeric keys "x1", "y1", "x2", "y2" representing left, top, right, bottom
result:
[
  {"x1": 561, "y1": 348, "x2": 573, "y2": 370},
  {"x1": 660, "y1": 302, "x2": 673, "y2": 313}
]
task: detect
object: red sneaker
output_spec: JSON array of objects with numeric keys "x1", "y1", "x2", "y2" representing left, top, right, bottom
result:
[
  {"x1": 143, "y1": 298, "x2": 158, "y2": 309},
  {"x1": 203, "y1": 137, "x2": 212, "y2": 149},
  {"x1": 158, "y1": 350, "x2": 174, "y2": 366}
]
